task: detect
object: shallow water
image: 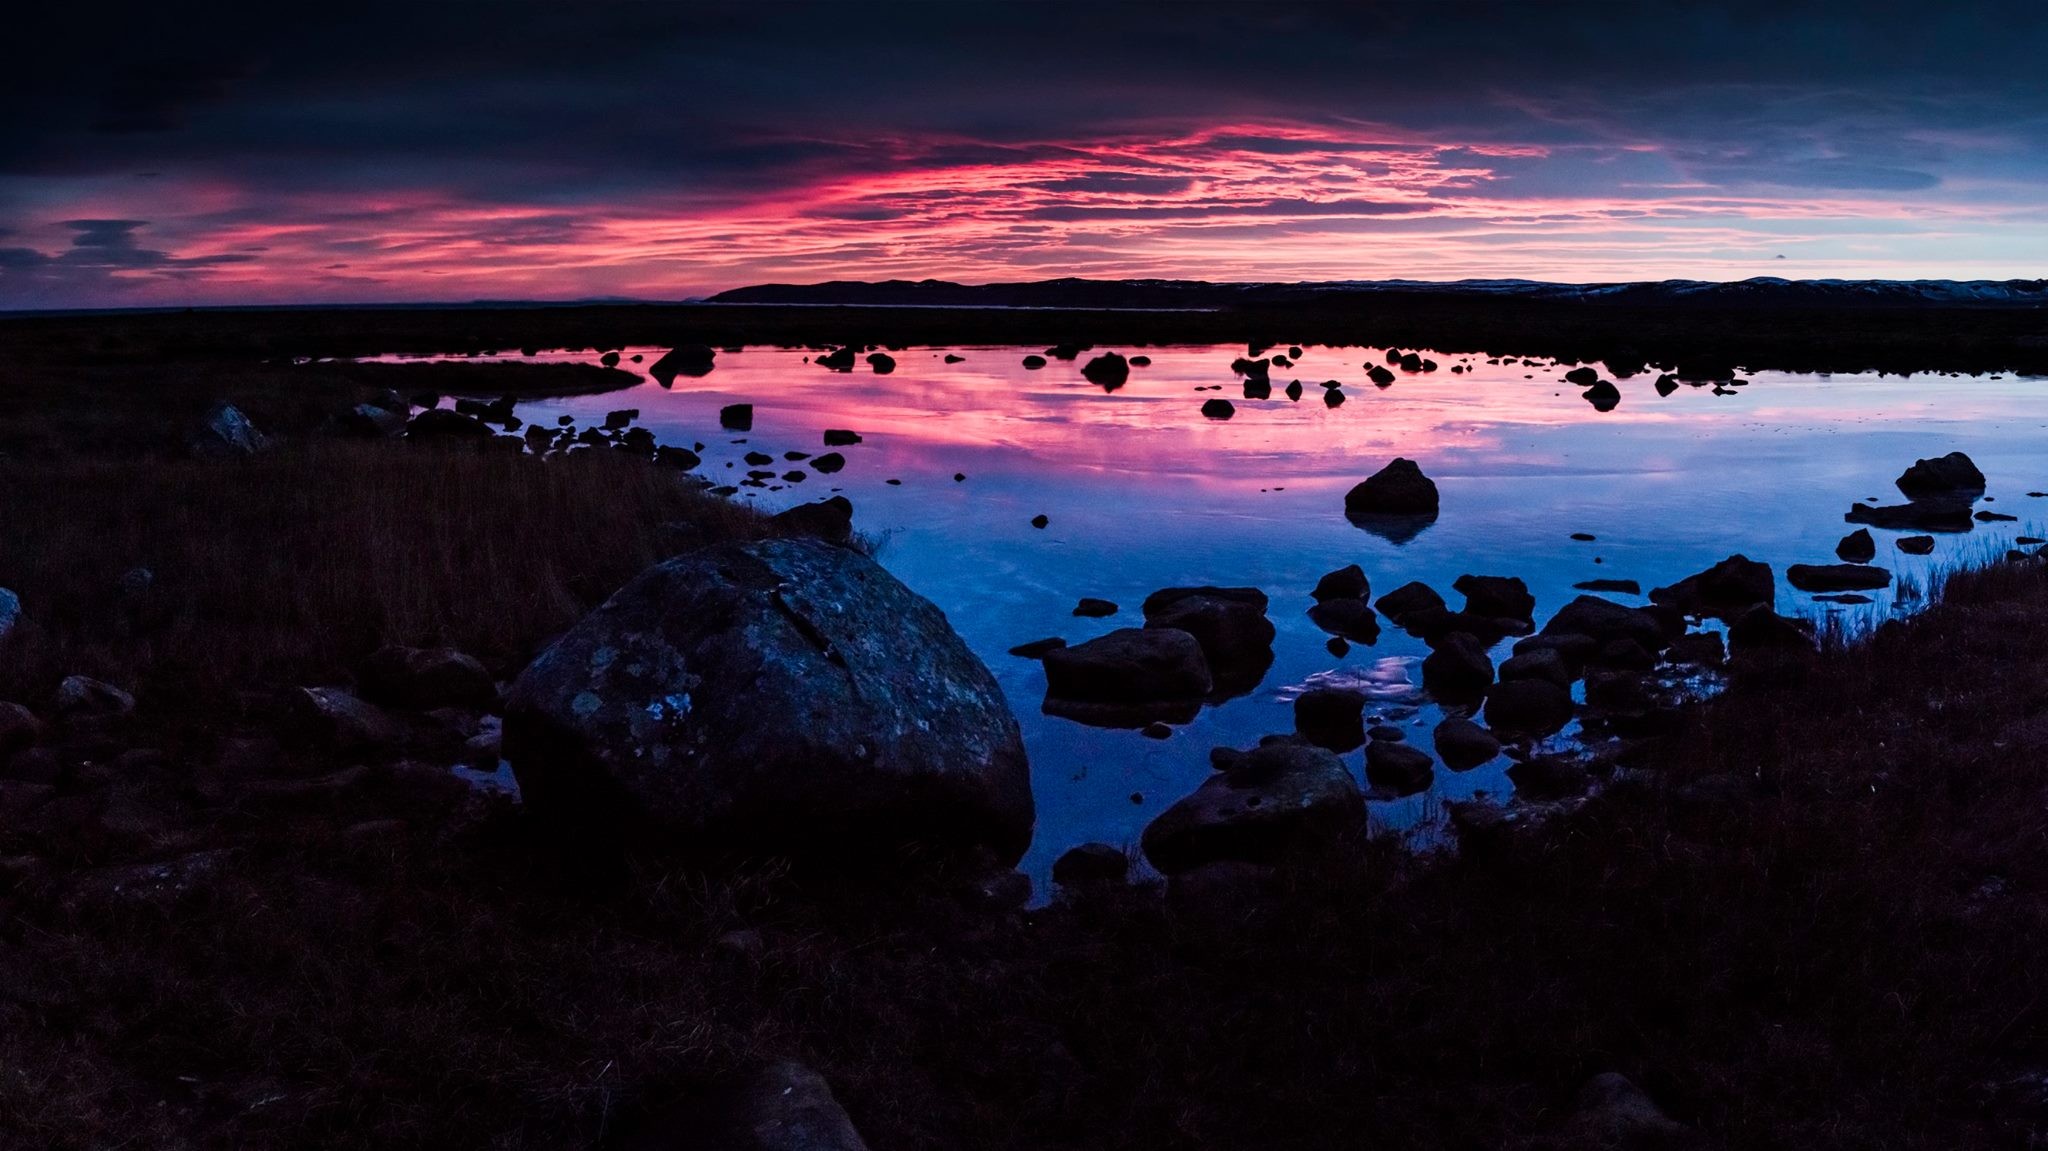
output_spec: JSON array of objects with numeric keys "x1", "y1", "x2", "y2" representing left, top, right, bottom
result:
[{"x1": 374, "y1": 343, "x2": 2048, "y2": 883}]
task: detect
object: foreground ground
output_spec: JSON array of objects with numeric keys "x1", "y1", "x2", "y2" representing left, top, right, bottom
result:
[{"x1": 2, "y1": 336, "x2": 2047, "y2": 1149}]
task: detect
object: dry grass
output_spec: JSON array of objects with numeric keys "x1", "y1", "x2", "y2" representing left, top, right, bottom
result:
[{"x1": 0, "y1": 441, "x2": 768, "y2": 724}]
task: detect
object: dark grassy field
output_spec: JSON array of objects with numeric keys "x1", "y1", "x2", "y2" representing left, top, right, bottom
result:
[{"x1": 2, "y1": 320, "x2": 2047, "y2": 1148}]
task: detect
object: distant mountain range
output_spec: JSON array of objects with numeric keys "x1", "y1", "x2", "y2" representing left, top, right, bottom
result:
[{"x1": 709, "y1": 276, "x2": 2048, "y2": 310}]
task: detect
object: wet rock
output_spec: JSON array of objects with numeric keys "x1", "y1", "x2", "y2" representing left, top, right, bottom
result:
[
  {"x1": 1500, "y1": 646, "x2": 1572, "y2": 689},
  {"x1": 719, "y1": 404, "x2": 754, "y2": 431},
  {"x1": 647, "y1": 344, "x2": 715, "y2": 385},
  {"x1": 1846, "y1": 500, "x2": 1974, "y2": 532},
  {"x1": 1141, "y1": 587, "x2": 1274, "y2": 695},
  {"x1": 356, "y1": 646, "x2": 497, "y2": 711},
  {"x1": 1897, "y1": 534, "x2": 1936, "y2": 555},
  {"x1": 188, "y1": 402, "x2": 270, "y2": 458},
  {"x1": 406, "y1": 408, "x2": 492, "y2": 440},
  {"x1": 1365, "y1": 739, "x2": 1435, "y2": 796},
  {"x1": 504, "y1": 538, "x2": 1032, "y2": 864},
  {"x1": 1665, "y1": 631, "x2": 1725, "y2": 666},
  {"x1": 285, "y1": 686, "x2": 408, "y2": 750},
  {"x1": 1344, "y1": 457, "x2": 1439, "y2": 516},
  {"x1": 1727, "y1": 604, "x2": 1815, "y2": 655},
  {"x1": 1312, "y1": 564, "x2": 1370, "y2": 602},
  {"x1": 623, "y1": 1060, "x2": 868, "y2": 1151},
  {"x1": 1650, "y1": 555, "x2": 1774, "y2": 621},
  {"x1": 1836, "y1": 528, "x2": 1876, "y2": 563},
  {"x1": 770, "y1": 496, "x2": 855, "y2": 546},
  {"x1": 1142, "y1": 739, "x2": 1361, "y2": 873},
  {"x1": 1081, "y1": 352, "x2": 1130, "y2": 389},
  {"x1": 1507, "y1": 755, "x2": 1592, "y2": 800},
  {"x1": 1044, "y1": 628, "x2": 1211, "y2": 707},
  {"x1": 1433, "y1": 716, "x2": 1501, "y2": 770},
  {"x1": 1008, "y1": 637, "x2": 1066, "y2": 659},
  {"x1": 1483, "y1": 678, "x2": 1574, "y2": 737},
  {"x1": 1294, "y1": 686, "x2": 1367, "y2": 752},
  {"x1": 1574, "y1": 578, "x2": 1641, "y2": 594},
  {"x1": 53, "y1": 676, "x2": 134, "y2": 721},
  {"x1": 1422, "y1": 632, "x2": 1495, "y2": 700},
  {"x1": 1200, "y1": 398, "x2": 1236, "y2": 419},
  {"x1": 1787, "y1": 563, "x2": 1891, "y2": 592},
  {"x1": 1053, "y1": 842, "x2": 1129, "y2": 888},
  {"x1": 1454, "y1": 574, "x2": 1535, "y2": 625},
  {"x1": 822, "y1": 429, "x2": 862, "y2": 447},
  {"x1": 1896, "y1": 451, "x2": 1986, "y2": 498},
  {"x1": 1306, "y1": 598, "x2": 1380, "y2": 643},
  {"x1": 1375, "y1": 581, "x2": 1446, "y2": 625},
  {"x1": 810, "y1": 452, "x2": 846, "y2": 474},
  {"x1": 1021, "y1": 354, "x2": 1048, "y2": 369}
]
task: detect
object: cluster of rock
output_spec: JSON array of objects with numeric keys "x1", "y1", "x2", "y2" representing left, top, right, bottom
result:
[{"x1": 1037, "y1": 586, "x2": 1275, "y2": 727}]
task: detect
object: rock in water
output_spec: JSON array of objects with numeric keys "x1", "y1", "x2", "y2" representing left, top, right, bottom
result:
[
  {"x1": 189, "y1": 402, "x2": 270, "y2": 458},
  {"x1": 647, "y1": 344, "x2": 716, "y2": 385},
  {"x1": 1081, "y1": 352, "x2": 1130, "y2": 389},
  {"x1": 1649, "y1": 555, "x2": 1774, "y2": 621},
  {"x1": 1836, "y1": 528, "x2": 1876, "y2": 563},
  {"x1": 1846, "y1": 500, "x2": 1976, "y2": 532},
  {"x1": 719, "y1": 404, "x2": 753, "y2": 431},
  {"x1": 1043, "y1": 628, "x2": 1211, "y2": 707},
  {"x1": 1344, "y1": 458, "x2": 1439, "y2": 516},
  {"x1": 1201, "y1": 399, "x2": 1236, "y2": 420},
  {"x1": 1483, "y1": 678, "x2": 1574, "y2": 736},
  {"x1": 1141, "y1": 739, "x2": 1362, "y2": 873},
  {"x1": 1540, "y1": 595, "x2": 1669, "y2": 652},
  {"x1": 1898, "y1": 535, "x2": 1936, "y2": 555},
  {"x1": 1312, "y1": 564, "x2": 1370, "y2": 603},
  {"x1": 1453, "y1": 574, "x2": 1535, "y2": 625},
  {"x1": 503, "y1": 538, "x2": 1032, "y2": 864},
  {"x1": 1141, "y1": 587, "x2": 1274, "y2": 696},
  {"x1": 1294, "y1": 686, "x2": 1367, "y2": 752},
  {"x1": 1786, "y1": 563, "x2": 1891, "y2": 593},
  {"x1": 1896, "y1": 451, "x2": 1985, "y2": 498},
  {"x1": 1433, "y1": 716, "x2": 1500, "y2": 770},
  {"x1": 1365, "y1": 739, "x2": 1435, "y2": 795}
]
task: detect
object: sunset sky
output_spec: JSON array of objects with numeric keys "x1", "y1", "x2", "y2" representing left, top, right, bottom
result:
[{"x1": 4, "y1": 2, "x2": 2046, "y2": 309}]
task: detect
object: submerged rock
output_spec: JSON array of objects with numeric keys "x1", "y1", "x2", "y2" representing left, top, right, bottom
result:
[
  {"x1": 1143, "y1": 738, "x2": 1362, "y2": 873},
  {"x1": 503, "y1": 538, "x2": 1032, "y2": 864},
  {"x1": 1787, "y1": 563, "x2": 1892, "y2": 593}
]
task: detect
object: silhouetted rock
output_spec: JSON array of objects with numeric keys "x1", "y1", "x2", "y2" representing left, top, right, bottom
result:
[
  {"x1": 1143, "y1": 738, "x2": 1361, "y2": 873},
  {"x1": 1540, "y1": 596, "x2": 1669, "y2": 652},
  {"x1": 1483, "y1": 678, "x2": 1574, "y2": 736},
  {"x1": 1081, "y1": 352, "x2": 1130, "y2": 389},
  {"x1": 1500, "y1": 646, "x2": 1572, "y2": 689},
  {"x1": 1306, "y1": 598, "x2": 1380, "y2": 643},
  {"x1": 1508, "y1": 754, "x2": 1592, "y2": 800},
  {"x1": 1008, "y1": 637, "x2": 1066, "y2": 659},
  {"x1": 189, "y1": 403, "x2": 271, "y2": 458},
  {"x1": 1650, "y1": 555, "x2": 1774, "y2": 621},
  {"x1": 1422, "y1": 632, "x2": 1494, "y2": 700},
  {"x1": 816, "y1": 346, "x2": 857, "y2": 371},
  {"x1": 648, "y1": 344, "x2": 715, "y2": 385},
  {"x1": 1787, "y1": 563, "x2": 1891, "y2": 592},
  {"x1": 1574, "y1": 579, "x2": 1640, "y2": 594},
  {"x1": 1128, "y1": 355, "x2": 1151, "y2": 367},
  {"x1": 944, "y1": 353, "x2": 966, "y2": 364},
  {"x1": 822, "y1": 429, "x2": 862, "y2": 447},
  {"x1": 1201, "y1": 399, "x2": 1236, "y2": 419},
  {"x1": 1294, "y1": 686, "x2": 1367, "y2": 752},
  {"x1": 1836, "y1": 528, "x2": 1876, "y2": 563},
  {"x1": 1053, "y1": 843, "x2": 1129, "y2": 888},
  {"x1": 1728, "y1": 604, "x2": 1816, "y2": 656},
  {"x1": 1142, "y1": 587, "x2": 1274, "y2": 695},
  {"x1": 1846, "y1": 500, "x2": 1974, "y2": 532},
  {"x1": 1898, "y1": 534, "x2": 1936, "y2": 554},
  {"x1": 1433, "y1": 716, "x2": 1500, "y2": 770},
  {"x1": 1564, "y1": 366, "x2": 1601, "y2": 386},
  {"x1": 1896, "y1": 451, "x2": 1986, "y2": 498},
  {"x1": 770, "y1": 496, "x2": 854, "y2": 545},
  {"x1": 1243, "y1": 378, "x2": 1272, "y2": 400},
  {"x1": 1312, "y1": 564, "x2": 1370, "y2": 602},
  {"x1": 1044, "y1": 628, "x2": 1211, "y2": 706},
  {"x1": 1454, "y1": 574, "x2": 1535, "y2": 625},
  {"x1": 504, "y1": 538, "x2": 1032, "y2": 864},
  {"x1": 343, "y1": 402, "x2": 408, "y2": 438},
  {"x1": 1021, "y1": 354, "x2": 1047, "y2": 369},
  {"x1": 865, "y1": 352, "x2": 896, "y2": 374},
  {"x1": 1365, "y1": 739, "x2": 1435, "y2": 796},
  {"x1": 810, "y1": 452, "x2": 845, "y2": 474},
  {"x1": 1582, "y1": 380, "x2": 1621, "y2": 411},
  {"x1": 1073, "y1": 598, "x2": 1118, "y2": 618},
  {"x1": 1367, "y1": 365, "x2": 1396, "y2": 387},
  {"x1": 719, "y1": 404, "x2": 753, "y2": 431},
  {"x1": 1047, "y1": 342, "x2": 1091, "y2": 361},
  {"x1": 1345, "y1": 458, "x2": 1439, "y2": 516},
  {"x1": 1376, "y1": 581, "x2": 1446, "y2": 624}
]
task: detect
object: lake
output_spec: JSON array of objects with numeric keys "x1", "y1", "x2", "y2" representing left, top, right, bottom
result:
[{"x1": 376, "y1": 343, "x2": 2048, "y2": 883}]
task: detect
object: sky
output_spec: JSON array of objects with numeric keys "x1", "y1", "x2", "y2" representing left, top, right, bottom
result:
[{"x1": 3, "y1": 1, "x2": 2047, "y2": 309}]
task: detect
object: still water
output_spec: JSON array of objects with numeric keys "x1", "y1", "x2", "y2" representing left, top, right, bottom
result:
[{"x1": 381, "y1": 343, "x2": 2048, "y2": 881}]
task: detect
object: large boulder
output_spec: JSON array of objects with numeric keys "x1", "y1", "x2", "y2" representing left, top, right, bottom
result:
[
  {"x1": 1896, "y1": 451, "x2": 1985, "y2": 498},
  {"x1": 1344, "y1": 458, "x2": 1439, "y2": 517},
  {"x1": 1141, "y1": 739, "x2": 1362, "y2": 873},
  {"x1": 1141, "y1": 587, "x2": 1274, "y2": 696},
  {"x1": 1649, "y1": 555, "x2": 1774, "y2": 621},
  {"x1": 356, "y1": 646, "x2": 497, "y2": 710},
  {"x1": 188, "y1": 402, "x2": 270, "y2": 458},
  {"x1": 503, "y1": 538, "x2": 1032, "y2": 864}
]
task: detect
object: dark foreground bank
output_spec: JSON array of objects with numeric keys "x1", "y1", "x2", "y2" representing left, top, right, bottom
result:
[{"x1": 3, "y1": 342, "x2": 2048, "y2": 1149}]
